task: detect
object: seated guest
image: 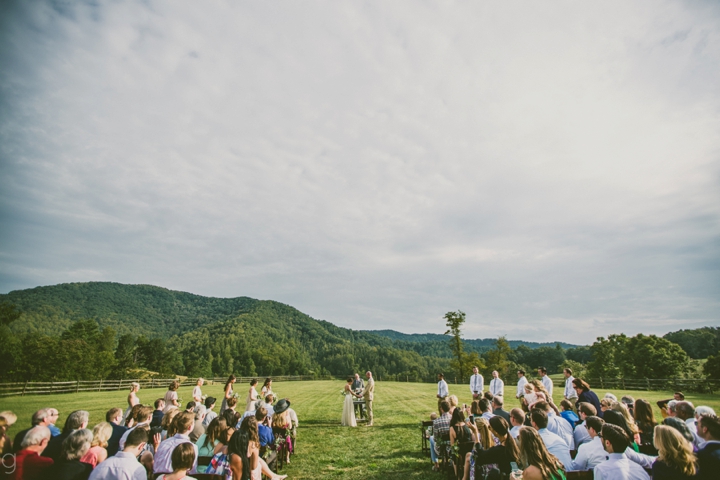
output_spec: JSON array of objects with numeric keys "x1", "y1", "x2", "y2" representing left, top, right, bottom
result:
[
  {"x1": 657, "y1": 392, "x2": 684, "y2": 418},
  {"x1": 161, "y1": 409, "x2": 181, "y2": 441},
  {"x1": 651, "y1": 425, "x2": 697, "y2": 479},
  {"x1": 226, "y1": 418, "x2": 287, "y2": 480},
  {"x1": 675, "y1": 401, "x2": 699, "y2": 446},
  {"x1": 696, "y1": 413, "x2": 720, "y2": 480},
  {"x1": 509, "y1": 408, "x2": 524, "y2": 439},
  {"x1": 599, "y1": 398, "x2": 613, "y2": 414},
  {"x1": 666, "y1": 399, "x2": 679, "y2": 418},
  {"x1": 512, "y1": 426, "x2": 565, "y2": 480},
  {"x1": 430, "y1": 401, "x2": 451, "y2": 471},
  {"x1": 157, "y1": 443, "x2": 196, "y2": 480},
  {"x1": 611, "y1": 401, "x2": 641, "y2": 445},
  {"x1": 119, "y1": 406, "x2": 153, "y2": 451},
  {"x1": 593, "y1": 423, "x2": 650, "y2": 480},
  {"x1": 224, "y1": 396, "x2": 239, "y2": 416},
  {"x1": 572, "y1": 378, "x2": 602, "y2": 419},
  {"x1": 43, "y1": 411, "x2": 89, "y2": 462},
  {"x1": 258, "y1": 395, "x2": 275, "y2": 418},
  {"x1": 271, "y1": 400, "x2": 293, "y2": 464},
  {"x1": 153, "y1": 412, "x2": 198, "y2": 476},
  {"x1": 184, "y1": 402, "x2": 196, "y2": 414},
  {"x1": 559, "y1": 400, "x2": 579, "y2": 429},
  {"x1": 604, "y1": 393, "x2": 617, "y2": 402},
  {"x1": 464, "y1": 416, "x2": 519, "y2": 480},
  {"x1": 478, "y1": 399, "x2": 494, "y2": 421},
  {"x1": 88, "y1": 428, "x2": 149, "y2": 480},
  {"x1": 49, "y1": 429, "x2": 93, "y2": 480},
  {"x1": 151, "y1": 399, "x2": 165, "y2": 428},
  {"x1": 104, "y1": 408, "x2": 127, "y2": 457},
  {"x1": 530, "y1": 408, "x2": 572, "y2": 469},
  {"x1": 12, "y1": 409, "x2": 59, "y2": 453},
  {"x1": 633, "y1": 399, "x2": 657, "y2": 453},
  {"x1": 195, "y1": 418, "x2": 226, "y2": 474},
  {"x1": 79, "y1": 422, "x2": 112, "y2": 467},
  {"x1": 570, "y1": 416, "x2": 606, "y2": 471},
  {"x1": 573, "y1": 402, "x2": 596, "y2": 447},
  {"x1": 621, "y1": 396, "x2": 635, "y2": 417},
  {"x1": 189, "y1": 405, "x2": 206, "y2": 443},
  {"x1": 10, "y1": 426, "x2": 54, "y2": 480},
  {"x1": 255, "y1": 408, "x2": 274, "y2": 449},
  {"x1": 449, "y1": 409, "x2": 473, "y2": 478},
  {"x1": 492, "y1": 396, "x2": 511, "y2": 423},
  {"x1": 662, "y1": 417, "x2": 695, "y2": 445},
  {"x1": 603, "y1": 410, "x2": 640, "y2": 452},
  {"x1": 202, "y1": 397, "x2": 217, "y2": 428},
  {"x1": 534, "y1": 401, "x2": 573, "y2": 450}
]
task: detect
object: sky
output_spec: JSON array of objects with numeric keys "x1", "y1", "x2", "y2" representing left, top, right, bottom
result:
[{"x1": 0, "y1": 1, "x2": 718, "y2": 344}]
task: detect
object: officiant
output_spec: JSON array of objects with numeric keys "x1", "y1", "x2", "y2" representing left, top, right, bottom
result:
[{"x1": 352, "y1": 373, "x2": 365, "y2": 418}]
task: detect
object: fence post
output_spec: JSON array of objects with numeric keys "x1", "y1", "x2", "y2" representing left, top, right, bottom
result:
[
  {"x1": 599, "y1": 377, "x2": 604, "y2": 389},
  {"x1": 622, "y1": 378, "x2": 625, "y2": 389},
  {"x1": 99, "y1": 379, "x2": 103, "y2": 392},
  {"x1": 76, "y1": 380, "x2": 80, "y2": 393},
  {"x1": 151, "y1": 378, "x2": 155, "y2": 389},
  {"x1": 22, "y1": 380, "x2": 28, "y2": 396},
  {"x1": 646, "y1": 378, "x2": 650, "y2": 390}
]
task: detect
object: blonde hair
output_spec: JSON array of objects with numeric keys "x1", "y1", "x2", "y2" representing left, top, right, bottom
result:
[
  {"x1": 611, "y1": 402, "x2": 639, "y2": 434},
  {"x1": 90, "y1": 422, "x2": 113, "y2": 448},
  {"x1": 524, "y1": 383, "x2": 535, "y2": 392},
  {"x1": 448, "y1": 395, "x2": 459, "y2": 407},
  {"x1": 272, "y1": 410, "x2": 290, "y2": 429},
  {"x1": 474, "y1": 417, "x2": 493, "y2": 450},
  {"x1": 130, "y1": 382, "x2": 140, "y2": 391},
  {"x1": 0, "y1": 411, "x2": 17, "y2": 426},
  {"x1": 600, "y1": 398, "x2": 613, "y2": 409},
  {"x1": 654, "y1": 425, "x2": 696, "y2": 476}
]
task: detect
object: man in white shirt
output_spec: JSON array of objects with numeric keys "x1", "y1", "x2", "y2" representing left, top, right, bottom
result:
[
  {"x1": 574, "y1": 402, "x2": 597, "y2": 448},
  {"x1": 537, "y1": 366, "x2": 553, "y2": 398},
  {"x1": 153, "y1": 412, "x2": 198, "y2": 475},
  {"x1": 489, "y1": 371, "x2": 504, "y2": 397},
  {"x1": 437, "y1": 373, "x2": 449, "y2": 412},
  {"x1": 594, "y1": 424, "x2": 650, "y2": 480},
  {"x1": 118, "y1": 406, "x2": 152, "y2": 451},
  {"x1": 89, "y1": 428, "x2": 149, "y2": 480},
  {"x1": 571, "y1": 416, "x2": 606, "y2": 471},
  {"x1": 676, "y1": 401, "x2": 701, "y2": 447},
  {"x1": 479, "y1": 398, "x2": 495, "y2": 421},
  {"x1": 563, "y1": 368, "x2": 577, "y2": 401},
  {"x1": 535, "y1": 401, "x2": 574, "y2": 450},
  {"x1": 469, "y1": 366, "x2": 483, "y2": 401},
  {"x1": 531, "y1": 409, "x2": 572, "y2": 468},
  {"x1": 509, "y1": 408, "x2": 524, "y2": 439},
  {"x1": 516, "y1": 370, "x2": 528, "y2": 401}
]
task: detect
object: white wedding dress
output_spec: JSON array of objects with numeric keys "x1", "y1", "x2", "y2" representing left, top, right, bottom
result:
[{"x1": 341, "y1": 385, "x2": 357, "y2": 427}]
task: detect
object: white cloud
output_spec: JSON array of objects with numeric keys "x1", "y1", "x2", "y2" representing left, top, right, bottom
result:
[{"x1": 1, "y1": 0, "x2": 718, "y2": 343}]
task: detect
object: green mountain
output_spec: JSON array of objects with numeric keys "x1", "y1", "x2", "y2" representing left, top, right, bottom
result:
[
  {"x1": 663, "y1": 327, "x2": 720, "y2": 359},
  {"x1": 367, "y1": 330, "x2": 580, "y2": 351}
]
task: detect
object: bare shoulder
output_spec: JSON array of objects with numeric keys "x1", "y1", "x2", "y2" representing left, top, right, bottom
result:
[{"x1": 521, "y1": 466, "x2": 544, "y2": 480}]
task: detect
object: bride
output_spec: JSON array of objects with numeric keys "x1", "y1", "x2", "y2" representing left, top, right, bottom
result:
[{"x1": 341, "y1": 377, "x2": 357, "y2": 427}]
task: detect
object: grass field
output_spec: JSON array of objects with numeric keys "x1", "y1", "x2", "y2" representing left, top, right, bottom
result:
[{"x1": 2, "y1": 381, "x2": 718, "y2": 479}]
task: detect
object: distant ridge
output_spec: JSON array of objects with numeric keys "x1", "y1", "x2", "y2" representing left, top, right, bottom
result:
[{"x1": 366, "y1": 329, "x2": 581, "y2": 349}]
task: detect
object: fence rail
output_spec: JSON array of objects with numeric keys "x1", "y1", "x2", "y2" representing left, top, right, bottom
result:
[{"x1": 2, "y1": 375, "x2": 717, "y2": 397}]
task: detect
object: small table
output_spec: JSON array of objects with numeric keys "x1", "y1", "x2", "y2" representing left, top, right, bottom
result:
[{"x1": 353, "y1": 399, "x2": 366, "y2": 421}]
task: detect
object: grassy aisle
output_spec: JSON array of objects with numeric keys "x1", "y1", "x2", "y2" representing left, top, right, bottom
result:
[{"x1": 1, "y1": 380, "x2": 718, "y2": 479}]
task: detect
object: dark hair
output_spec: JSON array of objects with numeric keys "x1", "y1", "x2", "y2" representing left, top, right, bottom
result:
[
  {"x1": 530, "y1": 409, "x2": 548, "y2": 429},
  {"x1": 154, "y1": 398, "x2": 165, "y2": 409},
  {"x1": 228, "y1": 429, "x2": 251, "y2": 480},
  {"x1": 125, "y1": 427, "x2": 149, "y2": 448},
  {"x1": 202, "y1": 417, "x2": 227, "y2": 450},
  {"x1": 564, "y1": 368, "x2": 572, "y2": 375},
  {"x1": 171, "y1": 442, "x2": 196, "y2": 472},
  {"x1": 662, "y1": 417, "x2": 695, "y2": 443},
  {"x1": 560, "y1": 399, "x2": 574, "y2": 412},
  {"x1": 250, "y1": 378, "x2": 258, "y2": 386},
  {"x1": 585, "y1": 416, "x2": 604, "y2": 434},
  {"x1": 674, "y1": 392, "x2": 685, "y2": 400},
  {"x1": 489, "y1": 416, "x2": 519, "y2": 463},
  {"x1": 263, "y1": 378, "x2": 272, "y2": 388},
  {"x1": 440, "y1": 400, "x2": 450, "y2": 413},
  {"x1": 602, "y1": 410, "x2": 634, "y2": 440},
  {"x1": 225, "y1": 375, "x2": 236, "y2": 391},
  {"x1": 675, "y1": 401, "x2": 695, "y2": 420},
  {"x1": 698, "y1": 414, "x2": 720, "y2": 440},
  {"x1": 471, "y1": 400, "x2": 481, "y2": 415},
  {"x1": 205, "y1": 397, "x2": 216, "y2": 409},
  {"x1": 450, "y1": 408, "x2": 465, "y2": 426},
  {"x1": 222, "y1": 409, "x2": 240, "y2": 428},
  {"x1": 633, "y1": 399, "x2": 656, "y2": 427},
  {"x1": 255, "y1": 407, "x2": 268, "y2": 421},
  {"x1": 534, "y1": 401, "x2": 549, "y2": 412},
  {"x1": 169, "y1": 380, "x2": 179, "y2": 391},
  {"x1": 438, "y1": 373, "x2": 444, "y2": 378},
  {"x1": 479, "y1": 399, "x2": 492, "y2": 413},
  {"x1": 537, "y1": 366, "x2": 547, "y2": 374},
  {"x1": 347, "y1": 377, "x2": 353, "y2": 383},
  {"x1": 517, "y1": 369, "x2": 525, "y2": 375},
  {"x1": 125, "y1": 404, "x2": 143, "y2": 427},
  {"x1": 578, "y1": 402, "x2": 597, "y2": 417},
  {"x1": 483, "y1": 391, "x2": 494, "y2": 401},
  {"x1": 106, "y1": 408, "x2": 123, "y2": 422},
  {"x1": 185, "y1": 401, "x2": 196, "y2": 411},
  {"x1": 601, "y1": 423, "x2": 629, "y2": 453},
  {"x1": 572, "y1": 378, "x2": 590, "y2": 392}
]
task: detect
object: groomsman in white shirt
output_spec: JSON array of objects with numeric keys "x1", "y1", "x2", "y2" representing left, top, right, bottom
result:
[
  {"x1": 538, "y1": 366, "x2": 553, "y2": 398},
  {"x1": 563, "y1": 368, "x2": 577, "y2": 401},
  {"x1": 437, "y1": 373, "x2": 449, "y2": 412},
  {"x1": 469, "y1": 366, "x2": 484, "y2": 400},
  {"x1": 516, "y1": 369, "x2": 528, "y2": 402},
  {"x1": 489, "y1": 371, "x2": 504, "y2": 397}
]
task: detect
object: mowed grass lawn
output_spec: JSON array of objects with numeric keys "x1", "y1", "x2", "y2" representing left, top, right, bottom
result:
[{"x1": 2, "y1": 380, "x2": 719, "y2": 479}]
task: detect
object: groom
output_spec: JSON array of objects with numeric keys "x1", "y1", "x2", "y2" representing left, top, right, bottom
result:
[{"x1": 357, "y1": 371, "x2": 375, "y2": 426}]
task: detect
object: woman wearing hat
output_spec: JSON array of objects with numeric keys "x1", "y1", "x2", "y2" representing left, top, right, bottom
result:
[{"x1": 272, "y1": 399, "x2": 294, "y2": 465}]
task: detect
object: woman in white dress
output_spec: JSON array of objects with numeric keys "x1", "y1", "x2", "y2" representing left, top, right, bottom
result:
[
  {"x1": 122, "y1": 382, "x2": 140, "y2": 422},
  {"x1": 260, "y1": 378, "x2": 274, "y2": 402},
  {"x1": 342, "y1": 377, "x2": 357, "y2": 427},
  {"x1": 192, "y1": 378, "x2": 204, "y2": 404},
  {"x1": 245, "y1": 378, "x2": 259, "y2": 412},
  {"x1": 220, "y1": 375, "x2": 236, "y2": 414}
]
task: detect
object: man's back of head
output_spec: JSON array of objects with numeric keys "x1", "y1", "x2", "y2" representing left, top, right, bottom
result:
[
  {"x1": 20, "y1": 426, "x2": 52, "y2": 450},
  {"x1": 106, "y1": 408, "x2": 123, "y2": 424},
  {"x1": 124, "y1": 427, "x2": 149, "y2": 449},
  {"x1": 439, "y1": 400, "x2": 450, "y2": 414},
  {"x1": 698, "y1": 413, "x2": 720, "y2": 442},
  {"x1": 510, "y1": 408, "x2": 524, "y2": 427},
  {"x1": 493, "y1": 396, "x2": 504, "y2": 409},
  {"x1": 530, "y1": 409, "x2": 549, "y2": 430},
  {"x1": 675, "y1": 401, "x2": 695, "y2": 421},
  {"x1": 479, "y1": 399, "x2": 492, "y2": 413},
  {"x1": 601, "y1": 423, "x2": 629, "y2": 454}
]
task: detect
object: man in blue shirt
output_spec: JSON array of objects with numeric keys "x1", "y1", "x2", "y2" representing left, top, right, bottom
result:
[{"x1": 255, "y1": 407, "x2": 277, "y2": 471}]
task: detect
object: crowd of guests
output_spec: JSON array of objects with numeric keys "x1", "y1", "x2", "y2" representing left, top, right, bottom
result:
[
  {"x1": 1, "y1": 376, "x2": 299, "y2": 480},
  {"x1": 429, "y1": 367, "x2": 720, "y2": 479}
]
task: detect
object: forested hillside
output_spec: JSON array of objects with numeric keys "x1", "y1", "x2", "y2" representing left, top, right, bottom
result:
[{"x1": 664, "y1": 327, "x2": 720, "y2": 359}]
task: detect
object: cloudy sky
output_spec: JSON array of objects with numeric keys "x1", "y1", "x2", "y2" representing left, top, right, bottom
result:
[{"x1": 1, "y1": 1, "x2": 718, "y2": 344}]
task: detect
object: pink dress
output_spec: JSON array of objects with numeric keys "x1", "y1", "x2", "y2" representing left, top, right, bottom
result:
[{"x1": 80, "y1": 446, "x2": 107, "y2": 467}]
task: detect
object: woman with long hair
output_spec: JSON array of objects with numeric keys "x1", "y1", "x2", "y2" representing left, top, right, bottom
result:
[
  {"x1": 79, "y1": 422, "x2": 112, "y2": 467},
  {"x1": 651, "y1": 425, "x2": 697, "y2": 479},
  {"x1": 633, "y1": 399, "x2": 657, "y2": 451},
  {"x1": 341, "y1": 377, "x2": 357, "y2": 427},
  {"x1": 196, "y1": 417, "x2": 228, "y2": 473},
  {"x1": 529, "y1": 380, "x2": 559, "y2": 415},
  {"x1": 470, "y1": 417, "x2": 500, "y2": 478},
  {"x1": 571, "y1": 379, "x2": 602, "y2": 418},
  {"x1": 449, "y1": 409, "x2": 473, "y2": 478},
  {"x1": 464, "y1": 416, "x2": 520, "y2": 480},
  {"x1": 272, "y1": 400, "x2": 294, "y2": 464},
  {"x1": 161, "y1": 409, "x2": 180, "y2": 440},
  {"x1": 260, "y1": 378, "x2": 274, "y2": 401},
  {"x1": 228, "y1": 416, "x2": 287, "y2": 480},
  {"x1": 220, "y1": 375, "x2": 237, "y2": 414},
  {"x1": 245, "y1": 379, "x2": 259, "y2": 412},
  {"x1": 511, "y1": 426, "x2": 566, "y2": 480},
  {"x1": 611, "y1": 401, "x2": 640, "y2": 444},
  {"x1": 603, "y1": 410, "x2": 640, "y2": 452},
  {"x1": 164, "y1": 381, "x2": 180, "y2": 413}
]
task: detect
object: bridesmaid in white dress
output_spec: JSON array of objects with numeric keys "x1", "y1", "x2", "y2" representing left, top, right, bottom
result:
[
  {"x1": 245, "y1": 378, "x2": 259, "y2": 412},
  {"x1": 342, "y1": 377, "x2": 357, "y2": 427},
  {"x1": 122, "y1": 382, "x2": 140, "y2": 423}
]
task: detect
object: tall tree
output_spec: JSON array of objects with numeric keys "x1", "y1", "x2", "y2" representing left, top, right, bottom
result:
[
  {"x1": 444, "y1": 310, "x2": 469, "y2": 380},
  {"x1": 484, "y1": 336, "x2": 512, "y2": 376}
]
